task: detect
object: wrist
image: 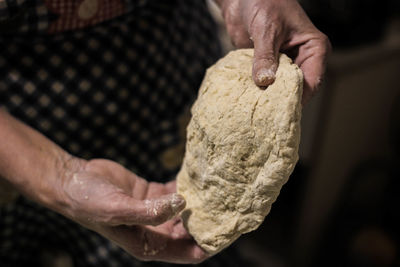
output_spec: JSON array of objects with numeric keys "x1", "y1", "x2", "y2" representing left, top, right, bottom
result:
[
  {"x1": 44, "y1": 153, "x2": 87, "y2": 217},
  {"x1": 0, "y1": 110, "x2": 90, "y2": 215}
]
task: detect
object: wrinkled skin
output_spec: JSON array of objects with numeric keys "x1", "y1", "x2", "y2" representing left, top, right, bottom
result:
[
  {"x1": 0, "y1": 108, "x2": 206, "y2": 264},
  {"x1": 216, "y1": 0, "x2": 332, "y2": 104},
  {"x1": 57, "y1": 159, "x2": 206, "y2": 264}
]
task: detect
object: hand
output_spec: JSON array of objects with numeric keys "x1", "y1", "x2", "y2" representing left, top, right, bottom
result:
[
  {"x1": 216, "y1": 0, "x2": 332, "y2": 104},
  {"x1": 58, "y1": 158, "x2": 207, "y2": 264},
  {"x1": 0, "y1": 111, "x2": 206, "y2": 264}
]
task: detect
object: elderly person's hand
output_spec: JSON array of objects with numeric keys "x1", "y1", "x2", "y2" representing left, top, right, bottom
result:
[
  {"x1": 216, "y1": 0, "x2": 331, "y2": 104},
  {"x1": 0, "y1": 110, "x2": 206, "y2": 264},
  {"x1": 60, "y1": 158, "x2": 206, "y2": 264}
]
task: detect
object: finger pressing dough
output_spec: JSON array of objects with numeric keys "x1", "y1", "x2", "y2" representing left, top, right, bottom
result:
[{"x1": 177, "y1": 49, "x2": 303, "y2": 254}]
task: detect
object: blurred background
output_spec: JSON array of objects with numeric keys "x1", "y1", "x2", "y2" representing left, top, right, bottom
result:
[{"x1": 207, "y1": 0, "x2": 400, "y2": 266}]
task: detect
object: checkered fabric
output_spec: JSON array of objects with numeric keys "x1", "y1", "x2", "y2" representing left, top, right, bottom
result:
[
  {"x1": 0, "y1": 0, "x2": 246, "y2": 266},
  {"x1": 0, "y1": 0, "x2": 144, "y2": 33}
]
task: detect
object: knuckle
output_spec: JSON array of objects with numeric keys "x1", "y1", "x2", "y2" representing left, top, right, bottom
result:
[
  {"x1": 96, "y1": 213, "x2": 115, "y2": 225},
  {"x1": 317, "y1": 33, "x2": 332, "y2": 56},
  {"x1": 321, "y1": 33, "x2": 331, "y2": 45}
]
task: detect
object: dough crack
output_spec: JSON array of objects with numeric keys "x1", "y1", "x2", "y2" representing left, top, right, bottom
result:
[{"x1": 250, "y1": 94, "x2": 262, "y2": 126}]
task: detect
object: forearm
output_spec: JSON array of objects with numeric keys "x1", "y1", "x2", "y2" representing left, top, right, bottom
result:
[{"x1": 0, "y1": 109, "x2": 82, "y2": 210}]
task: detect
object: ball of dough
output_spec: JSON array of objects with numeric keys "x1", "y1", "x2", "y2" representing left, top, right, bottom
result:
[{"x1": 177, "y1": 49, "x2": 303, "y2": 254}]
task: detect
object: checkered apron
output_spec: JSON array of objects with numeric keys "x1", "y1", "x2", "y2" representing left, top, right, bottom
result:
[{"x1": 0, "y1": 0, "x2": 245, "y2": 266}]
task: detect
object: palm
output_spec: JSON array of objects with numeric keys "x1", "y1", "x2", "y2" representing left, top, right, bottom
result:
[{"x1": 62, "y1": 159, "x2": 206, "y2": 263}]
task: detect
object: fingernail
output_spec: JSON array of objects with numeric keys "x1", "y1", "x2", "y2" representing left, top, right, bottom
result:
[
  {"x1": 256, "y1": 68, "x2": 275, "y2": 87},
  {"x1": 170, "y1": 193, "x2": 186, "y2": 213}
]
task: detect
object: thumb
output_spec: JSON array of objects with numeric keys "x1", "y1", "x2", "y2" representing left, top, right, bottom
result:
[
  {"x1": 140, "y1": 193, "x2": 186, "y2": 226},
  {"x1": 109, "y1": 193, "x2": 186, "y2": 226},
  {"x1": 252, "y1": 36, "x2": 279, "y2": 87},
  {"x1": 247, "y1": 9, "x2": 280, "y2": 87}
]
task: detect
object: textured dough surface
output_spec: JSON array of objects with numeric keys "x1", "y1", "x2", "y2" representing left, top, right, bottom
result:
[{"x1": 177, "y1": 49, "x2": 303, "y2": 254}]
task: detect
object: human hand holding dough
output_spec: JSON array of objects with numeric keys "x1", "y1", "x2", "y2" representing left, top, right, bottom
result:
[{"x1": 177, "y1": 49, "x2": 303, "y2": 254}]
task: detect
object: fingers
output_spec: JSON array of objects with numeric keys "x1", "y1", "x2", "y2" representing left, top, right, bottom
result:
[
  {"x1": 102, "y1": 224, "x2": 208, "y2": 264},
  {"x1": 244, "y1": 3, "x2": 282, "y2": 87},
  {"x1": 293, "y1": 34, "x2": 331, "y2": 105},
  {"x1": 221, "y1": 0, "x2": 331, "y2": 104},
  {"x1": 242, "y1": 2, "x2": 282, "y2": 87},
  {"x1": 106, "y1": 193, "x2": 186, "y2": 226},
  {"x1": 140, "y1": 193, "x2": 186, "y2": 226},
  {"x1": 150, "y1": 236, "x2": 207, "y2": 264},
  {"x1": 251, "y1": 30, "x2": 280, "y2": 87},
  {"x1": 139, "y1": 228, "x2": 207, "y2": 264},
  {"x1": 222, "y1": 0, "x2": 282, "y2": 87}
]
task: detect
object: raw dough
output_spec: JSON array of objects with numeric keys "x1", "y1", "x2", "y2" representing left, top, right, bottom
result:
[{"x1": 177, "y1": 49, "x2": 303, "y2": 254}]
